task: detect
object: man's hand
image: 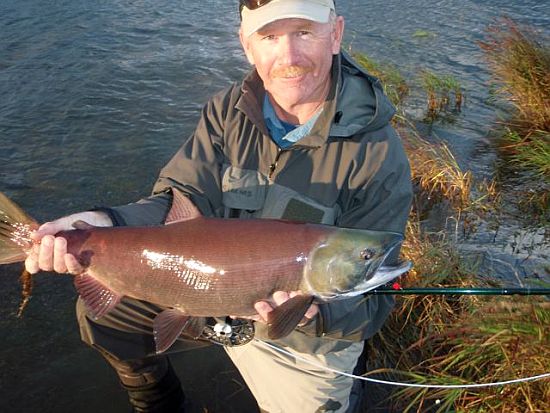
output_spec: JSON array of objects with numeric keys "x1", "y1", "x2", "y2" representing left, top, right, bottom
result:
[
  {"x1": 243, "y1": 291, "x2": 319, "y2": 327},
  {"x1": 25, "y1": 211, "x2": 112, "y2": 275}
]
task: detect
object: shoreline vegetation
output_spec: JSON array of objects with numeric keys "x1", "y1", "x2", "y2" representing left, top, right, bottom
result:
[
  {"x1": 352, "y1": 16, "x2": 549, "y2": 412},
  {"x1": 480, "y1": 17, "x2": 550, "y2": 224}
]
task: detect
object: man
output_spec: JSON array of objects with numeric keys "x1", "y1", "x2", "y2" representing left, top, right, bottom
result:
[{"x1": 26, "y1": 0, "x2": 412, "y2": 412}]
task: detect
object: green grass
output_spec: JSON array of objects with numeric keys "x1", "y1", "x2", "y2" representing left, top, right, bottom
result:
[
  {"x1": 351, "y1": 51, "x2": 409, "y2": 107},
  {"x1": 420, "y1": 70, "x2": 464, "y2": 120},
  {"x1": 500, "y1": 129, "x2": 550, "y2": 179},
  {"x1": 352, "y1": 49, "x2": 464, "y2": 122},
  {"x1": 413, "y1": 29, "x2": 436, "y2": 39}
]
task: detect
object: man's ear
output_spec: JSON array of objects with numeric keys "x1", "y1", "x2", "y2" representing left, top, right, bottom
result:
[
  {"x1": 331, "y1": 16, "x2": 345, "y2": 55},
  {"x1": 239, "y1": 28, "x2": 255, "y2": 65}
]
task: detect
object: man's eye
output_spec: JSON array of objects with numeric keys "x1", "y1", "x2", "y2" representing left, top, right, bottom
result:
[
  {"x1": 298, "y1": 31, "x2": 312, "y2": 37},
  {"x1": 261, "y1": 35, "x2": 276, "y2": 41}
]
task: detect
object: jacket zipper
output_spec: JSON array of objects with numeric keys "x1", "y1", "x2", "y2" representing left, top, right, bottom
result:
[{"x1": 268, "y1": 148, "x2": 284, "y2": 181}]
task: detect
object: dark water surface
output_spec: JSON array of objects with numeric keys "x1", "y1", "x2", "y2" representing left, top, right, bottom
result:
[{"x1": 1, "y1": 1, "x2": 549, "y2": 412}]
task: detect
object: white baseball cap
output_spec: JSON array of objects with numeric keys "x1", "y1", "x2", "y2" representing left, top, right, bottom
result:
[{"x1": 240, "y1": 0, "x2": 335, "y2": 37}]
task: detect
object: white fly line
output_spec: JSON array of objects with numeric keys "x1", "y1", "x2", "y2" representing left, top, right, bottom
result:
[{"x1": 257, "y1": 339, "x2": 550, "y2": 389}]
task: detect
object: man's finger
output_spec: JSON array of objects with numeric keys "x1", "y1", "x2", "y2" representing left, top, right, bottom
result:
[
  {"x1": 298, "y1": 305, "x2": 319, "y2": 327},
  {"x1": 304, "y1": 304, "x2": 319, "y2": 320},
  {"x1": 32, "y1": 221, "x2": 64, "y2": 241},
  {"x1": 24, "y1": 246, "x2": 40, "y2": 274},
  {"x1": 53, "y1": 237, "x2": 68, "y2": 273},
  {"x1": 38, "y1": 235, "x2": 55, "y2": 271},
  {"x1": 272, "y1": 291, "x2": 290, "y2": 306},
  {"x1": 254, "y1": 301, "x2": 273, "y2": 323},
  {"x1": 65, "y1": 253, "x2": 84, "y2": 274}
]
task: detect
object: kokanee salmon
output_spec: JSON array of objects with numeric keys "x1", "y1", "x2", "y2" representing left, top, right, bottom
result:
[{"x1": 0, "y1": 190, "x2": 411, "y2": 352}]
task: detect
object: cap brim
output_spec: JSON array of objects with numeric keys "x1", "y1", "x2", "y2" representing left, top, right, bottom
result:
[{"x1": 241, "y1": 2, "x2": 332, "y2": 37}]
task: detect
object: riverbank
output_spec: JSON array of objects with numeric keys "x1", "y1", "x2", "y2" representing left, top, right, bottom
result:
[{"x1": 354, "y1": 17, "x2": 549, "y2": 411}]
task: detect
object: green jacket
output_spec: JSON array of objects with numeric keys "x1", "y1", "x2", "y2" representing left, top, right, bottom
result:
[{"x1": 110, "y1": 51, "x2": 413, "y2": 353}]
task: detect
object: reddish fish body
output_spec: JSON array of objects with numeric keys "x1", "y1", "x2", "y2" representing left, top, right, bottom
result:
[
  {"x1": 1, "y1": 190, "x2": 410, "y2": 350},
  {"x1": 61, "y1": 217, "x2": 333, "y2": 317}
]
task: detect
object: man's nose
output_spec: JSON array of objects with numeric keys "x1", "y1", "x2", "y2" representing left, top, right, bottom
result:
[{"x1": 276, "y1": 36, "x2": 301, "y2": 66}]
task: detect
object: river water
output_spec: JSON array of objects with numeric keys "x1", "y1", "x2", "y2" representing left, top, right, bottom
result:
[{"x1": 1, "y1": 1, "x2": 548, "y2": 412}]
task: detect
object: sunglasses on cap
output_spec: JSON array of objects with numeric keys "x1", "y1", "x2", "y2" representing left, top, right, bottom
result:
[{"x1": 239, "y1": 0, "x2": 274, "y2": 11}]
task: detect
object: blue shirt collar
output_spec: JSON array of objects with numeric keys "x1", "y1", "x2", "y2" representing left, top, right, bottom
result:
[{"x1": 263, "y1": 94, "x2": 323, "y2": 149}]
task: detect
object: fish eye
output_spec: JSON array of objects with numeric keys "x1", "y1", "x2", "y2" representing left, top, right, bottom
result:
[{"x1": 360, "y1": 248, "x2": 376, "y2": 261}]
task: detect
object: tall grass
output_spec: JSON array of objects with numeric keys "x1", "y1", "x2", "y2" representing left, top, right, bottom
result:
[
  {"x1": 365, "y1": 217, "x2": 550, "y2": 412},
  {"x1": 398, "y1": 120, "x2": 473, "y2": 212},
  {"x1": 479, "y1": 17, "x2": 550, "y2": 179},
  {"x1": 391, "y1": 299, "x2": 550, "y2": 413},
  {"x1": 479, "y1": 17, "x2": 550, "y2": 132}
]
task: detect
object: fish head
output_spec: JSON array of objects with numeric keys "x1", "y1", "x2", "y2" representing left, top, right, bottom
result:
[{"x1": 304, "y1": 228, "x2": 409, "y2": 299}]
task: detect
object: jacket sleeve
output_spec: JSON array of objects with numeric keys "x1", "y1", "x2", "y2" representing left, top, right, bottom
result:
[
  {"x1": 300, "y1": 125, "x2": 413, "y2": 340},
  {"x1": 109, "y1": 90, "x2": 229, "y2": 225}
]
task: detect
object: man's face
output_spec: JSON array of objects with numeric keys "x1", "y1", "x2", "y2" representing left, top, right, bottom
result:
[{"x1": 240, "y1": 16, "x2": 344, "y2": 111}]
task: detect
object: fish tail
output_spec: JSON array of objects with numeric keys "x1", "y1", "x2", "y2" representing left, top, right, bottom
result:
[{"x1": 0, "y1": 192, "x2": 38, "y2": 264}]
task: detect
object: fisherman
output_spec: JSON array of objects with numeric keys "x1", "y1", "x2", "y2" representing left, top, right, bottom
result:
[{"x1": 25, "y1": 0, "x2": 413, "y2": 412}]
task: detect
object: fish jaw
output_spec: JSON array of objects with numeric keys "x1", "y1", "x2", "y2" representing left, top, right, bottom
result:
[
  {"x1": 302, "y1": 228, "x2": 407, "y2": 299},
  {"x1": 331, "y1": 260, "x2": 413, "y2": 298}
]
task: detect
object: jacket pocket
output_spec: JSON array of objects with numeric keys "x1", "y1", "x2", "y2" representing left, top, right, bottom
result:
[
  {"x1": 255, "y1": 183, "x2": 341, "y2": 225},
  {"x1": 221, "y1": 164, "x2": 268, "y2": 215}
]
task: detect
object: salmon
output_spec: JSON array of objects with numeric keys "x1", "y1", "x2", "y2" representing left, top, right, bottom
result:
[{"x1": 0, "y1": 190, "x2": 411, "y2": 352}]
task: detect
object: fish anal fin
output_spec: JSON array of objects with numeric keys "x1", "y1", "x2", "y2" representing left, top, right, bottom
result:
[
  {"x1": 153, "y1": 310, "x2": 206, "y2": 353},
  {"x1": 165, "y1": 189, "x2": 202, "y2": 224},
  {"x1": 267, "y1": 295, "x2": 314, "y2": 340},
  {"x1": 182, "y1": 317, "x2": 206, "y2": 339},
  {"x1": 74, "y1": 274, "x2": 121, "y2": 319}
]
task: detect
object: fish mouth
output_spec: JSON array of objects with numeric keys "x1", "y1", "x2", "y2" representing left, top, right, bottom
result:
[
  {"x1": 336, "y1": 241, "x2": 412, "y2": 298},
  {"x1": 336, "y1": 259, "x2": 412, "y2": 298},
  {"x1": 374, "y1": 260, "x2": 413, "y2": 280},
  {"x1": 363, "y1": 238, "x2": 402, "y2": 281}
]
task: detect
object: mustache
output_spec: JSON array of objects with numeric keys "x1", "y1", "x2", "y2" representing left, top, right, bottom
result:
[{"x1": 272, "y1": 66, "x2": 312, "y2": 78}]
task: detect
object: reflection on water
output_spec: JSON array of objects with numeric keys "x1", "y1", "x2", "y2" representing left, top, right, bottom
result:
[{"x1": 0, "y1": 0, "x2": 548, "y2": 411}]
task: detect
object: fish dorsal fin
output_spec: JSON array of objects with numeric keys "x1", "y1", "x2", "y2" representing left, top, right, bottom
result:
[
  {"x1": 74, "y1": 274, "x2": 122, "y2": 319},
  {"x1": 165, "y1": 189, "x2": 202, "y2": 224},
  {"x1": 267, "y1": 295, "x2": 314, "y2": 340},
  {"x1": 72, "y1": 220, "x2": 95, "y2": 230},
  {"x1": 153, "y1": 310, "x2": 206, "y2": 353}
]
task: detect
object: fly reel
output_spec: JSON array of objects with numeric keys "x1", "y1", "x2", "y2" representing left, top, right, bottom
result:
[{"x1": 202, "y1": 317, "x2": 255, "y2": 346}]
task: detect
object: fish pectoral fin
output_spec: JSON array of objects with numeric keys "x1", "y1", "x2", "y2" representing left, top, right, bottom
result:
[
  {"x1": 267, "y1": 295, "x2": 314, "y2": 340},
  {"x1": 153, "y1": 310, "x2": 206, "y2": 354},
  {"x1": 74, "y1": 274, "x2": 122, "y2": 320}
]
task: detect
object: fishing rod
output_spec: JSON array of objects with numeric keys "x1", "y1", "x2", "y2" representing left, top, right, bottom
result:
[{"x1": 369, "y1": 285, "x2": 550, "y2": 296}]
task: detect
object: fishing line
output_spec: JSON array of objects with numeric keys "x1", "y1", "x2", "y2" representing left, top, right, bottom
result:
[{"x1": 256, "y1": 340, "x2": 550, "y2": 389}]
